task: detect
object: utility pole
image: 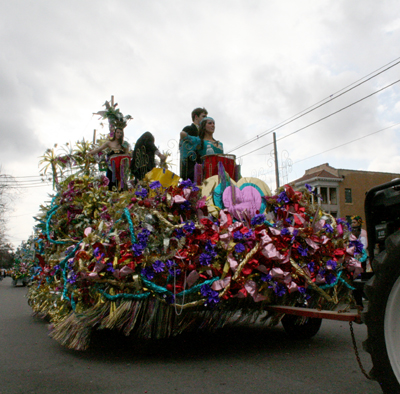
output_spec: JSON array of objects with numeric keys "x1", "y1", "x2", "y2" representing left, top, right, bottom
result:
[{"x1": 273, "y1": 132, "x2": 280, "y2": 190}]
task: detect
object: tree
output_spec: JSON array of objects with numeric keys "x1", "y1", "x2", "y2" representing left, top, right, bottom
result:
[{"x1": 0, "y1": 170, "x2": 15, "y2": 266}]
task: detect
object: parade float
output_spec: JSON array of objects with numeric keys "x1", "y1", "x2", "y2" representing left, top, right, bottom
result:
[
  {"x1": 10, "y1": 240, "x2": 34, "y2": 286},
  {"x1": 25, "y1": 100, "x2": 364, "y2": 350}
]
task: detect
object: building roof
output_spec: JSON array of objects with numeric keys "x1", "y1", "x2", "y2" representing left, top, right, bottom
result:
[{"x1": 293, "y1": 169, "x2": 342, "y2": 185}]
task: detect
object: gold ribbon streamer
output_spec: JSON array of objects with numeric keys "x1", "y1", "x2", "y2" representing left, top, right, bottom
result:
[
  {"x1": 219, "y1": 242, "x2": 260, "y2": 298},
  {"x1": 289, "y1": 258, "x2": 334, "y2": 303}
]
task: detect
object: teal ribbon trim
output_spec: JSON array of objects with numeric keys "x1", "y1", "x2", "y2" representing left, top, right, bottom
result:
[
  {"x1": 45, "y1": 203, "x2": 73, "y2": 245},
  {"x1": 98, "y1": 289, "x2": 151, "y2": 300},
  {"x1": 60, "y1": 242, "x2": 82, "y2": 309},
  {"x1": 319, "y1": 270, "x2": 356, "y2": 291},
  {"x1": 123, "y1": 207, "x2": 137, "y2": 244},
  {"x1": 141, "y1": 275, "x2": 220, "y2": 297},
  {"x1": 96, "y1": 276, "x2": 221, "y2": 301}
]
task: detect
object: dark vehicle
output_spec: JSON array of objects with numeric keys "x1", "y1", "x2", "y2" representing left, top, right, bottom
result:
[{"x1": 363, "y1": 178, "x2": 400, "y2": 393}]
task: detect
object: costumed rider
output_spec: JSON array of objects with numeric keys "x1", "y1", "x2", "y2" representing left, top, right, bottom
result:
[
  {"x1": 180, "y1": 116, "x2": 224, "y2": 182},
  {"x1": 351, "y1": 215, "x2": 368, "y2": 270},
  {"x1": 130, "y1": 132, "x2": 167, "y2": 182},
  {"x1": 89, "y1": 100, "x2": 132, "y2": 191},
  {"x1": 351, "y1": 215, "x2": 369, "y2": 308},
  {"x1": 179, "y1": 107, "x2": 208, "y2": 182}
]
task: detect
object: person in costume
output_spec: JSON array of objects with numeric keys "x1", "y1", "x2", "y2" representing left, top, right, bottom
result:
[
  {"x1": 179, "y1": 107, "x2": 208, "y2": 181},
  {"x1": 351, "y1": 215, "x2": 368, "y2": 249},
  {"x1": 351, "y1": 215, "x2": 369, "y2": 308},
  {"x1": 180, "y1": 116, "x2": 223, "y2": 158},
  {"x1": 89, "y1": 128, "x2": 130, "y2": 190},
  {"x1": 130, "y1": 132, "x2": 166, "y2": 181}
]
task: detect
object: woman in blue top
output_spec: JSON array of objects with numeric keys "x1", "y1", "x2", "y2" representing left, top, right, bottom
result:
[{"x1": 180, "y1": 117, "x2": 223, "y2": 160}]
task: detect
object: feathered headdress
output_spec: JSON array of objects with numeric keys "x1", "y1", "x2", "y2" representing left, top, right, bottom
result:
[{"x1": 93, "y1": 98, "x2": 133, "y2": 136}]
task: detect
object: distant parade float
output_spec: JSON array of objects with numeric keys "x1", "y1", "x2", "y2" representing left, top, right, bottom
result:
[{"x1": 22, "y1": 100, "x2": 363, "y2": 350}]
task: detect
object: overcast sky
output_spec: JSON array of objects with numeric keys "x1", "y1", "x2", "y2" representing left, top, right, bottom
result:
[{"x1": 1, "y1": 0, "x2": 400, "y2": 249}]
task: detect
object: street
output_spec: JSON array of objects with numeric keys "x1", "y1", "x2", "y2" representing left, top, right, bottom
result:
[{"x1": 0, "y1": 277, "x2": 382, "y2": 394}]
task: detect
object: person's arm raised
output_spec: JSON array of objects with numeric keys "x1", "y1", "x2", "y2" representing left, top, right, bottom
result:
[{"x1": 88, "y1": 141, "x2": 110, "y2": 156}]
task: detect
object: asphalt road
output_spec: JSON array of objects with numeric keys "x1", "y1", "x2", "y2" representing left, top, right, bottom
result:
[{"x1": 0, "y1": 277, "x2": 382, "y2": 394}]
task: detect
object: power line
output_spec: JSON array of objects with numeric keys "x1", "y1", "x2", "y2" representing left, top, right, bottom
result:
[
  {"x1": 227, "y1": 56, "x2": 400, "y2": 154},
  {"x1": 293, "y1": 122, "x2": 400, "y2": 165},
  {"x1": 3, "y1": 175, "x2": 43, "y2": 179},
  {"x1": 237, "y1": 78, "x2": 400, "y2": 159},
  {"x1": 243, "y1": 122, "x2": 400, "y2": 179},
  {"x1": 4, "y1": 184, "x2": 53, "y2": 189},
  {"x1": 277, "y1": 79, "x2": 400, "y2": 143},
  {"x1": 0, "y1": 182, "x2": 51, "y2": 187},
  {"x1": 0, "y1": 180, "x2": 50, "y2": 185}
]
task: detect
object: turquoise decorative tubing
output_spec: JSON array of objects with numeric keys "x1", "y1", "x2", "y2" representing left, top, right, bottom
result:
[
  {"x1": 96, "y1": 276, "x2": 221, "y2": 301},
  {"x1": 98, "y1": 289, "x2": 150, "y2": 300},
  {"x1": 319, "y1": 270, "x2": 355, "y2": 291},
  {"x1": 60, "y1": 242, "x2": 82, "y2": 309},
  {"x1": 141, "y1": 275, "x2": 220, "y2": 297},
  {"x1": 46, "y1": 205, "x2": 72, "y2": 245},
  {"x1": 123, "y1": 207, "x2": 137, "y2": 244}
]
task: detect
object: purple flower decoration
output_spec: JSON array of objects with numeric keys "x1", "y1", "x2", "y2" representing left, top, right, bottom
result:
[
  {"x1": 180, "y1": 179, "x2": 194, "y2": 188},
  {"x1": 326, "y1": 259, "x2": 337, "y2": 270},
  {"x1": 261, "y1": 273, "x2": 272, "y2": 282},
  {"x1": 281, "y1": 228, "x2": 290, "y2": 236},
  {"x1": 106, "y1": 262, "x2": 115, "y2": 272},
  {"x1": 199, "y1": 253, "x2": 212, "y2": 266},
  {"x1": 324, "y1": 223, "x2": 334, "y2": 233},
  {"x1": 298, "y1": 286, "x2": 311, "y2": 299},
  {"x1": 132, "y1": 243, "x2": 145, "y2": 257},
  {"x1": 149, "y1": 181, "x2": 162, "y2": 189},
  {"x1": 200, "y1": 284, "x2": 220, "y2": 307},
  {"x1": 305, "y1": 184, "x2": 313, "y2": 192},
  {"x1": 251, "y1": 213, "x2": 266, "y2": 226},
  {"x1": 297, "y1": 245, "x2": 308, "y2": 257},
  {"x1": 325, "y1": 273, "x2": 336, "y2": 285},
  {"x1": 179, "y1": 200, "x2": 192, "y2": 211},
  {"x1": 234, "y1": 243, "x2": 246, "y2": 254},
  {"x1": 180, "y1": 179, "x2": 199, "y2": 192},
  {"x1": 169, "y1": 268, "x2": 182, "y2": 276},
  {"x1": 272, "y1": 282, "x2": 286, "y2": 297},
  {"x1": 183, "y1": 221, "x2": 196, "y2": 234},
  {"x1": 67, "y1": 272, "x2": 77, "y2": 284},
  {"x1": 307, "y1": 261, "x2": 315, "y2": 273},
  {"x1": 174, "y1": 228, "x2": 185, "y2": 240},
  {"x1": 205, "y1": 240, "x2": 217, "y2": 257},
  {"x1": 141, "y1": 267, "x2": 155, "y2": 280},
  {"x1": 152, "y1": 260, "x2": 165, "y2": 273},
  {"x1": 277, "y1": 191, "x2": 290, "y2": 204},
  {"x1": 233, "y1": 231, "x2": 244, "y2": 241},
  {"x1": 165, "y1": 259, "x2": 175, "y2": 269},
  {"x1": 137, "y1": 229, "x2": 151, "y2": 243},
  {"x1": 67, "y1": 258, "x2": 75, "y2": 268},
  {"x1": 244, "y1": 229, "x2": 254, "y2": 238},
  {"x1": 298, "y1": 286, "x2": 306, "y2": 294},
  {"x1": 206, "y1": 290, "x2": 220, "y2": 306},
  {"x1": 349, "y1": 239, "x2": 364, "y2": 254},
  {"x1": 135, "y1": 188, "x2": 148, "y2": 198}
]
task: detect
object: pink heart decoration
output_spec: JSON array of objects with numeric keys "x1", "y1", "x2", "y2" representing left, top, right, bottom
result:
[{"x1": 222, "y1": 186, "x2": 262, "y2": 221}]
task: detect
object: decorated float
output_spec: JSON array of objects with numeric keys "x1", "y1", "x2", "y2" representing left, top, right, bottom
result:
[
  {"x1": 11, "y1": 240, "x2": 34, "y2": 286},
  {"x1": 25, "y1": 100, "x2": 364, "y2": 350}
]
